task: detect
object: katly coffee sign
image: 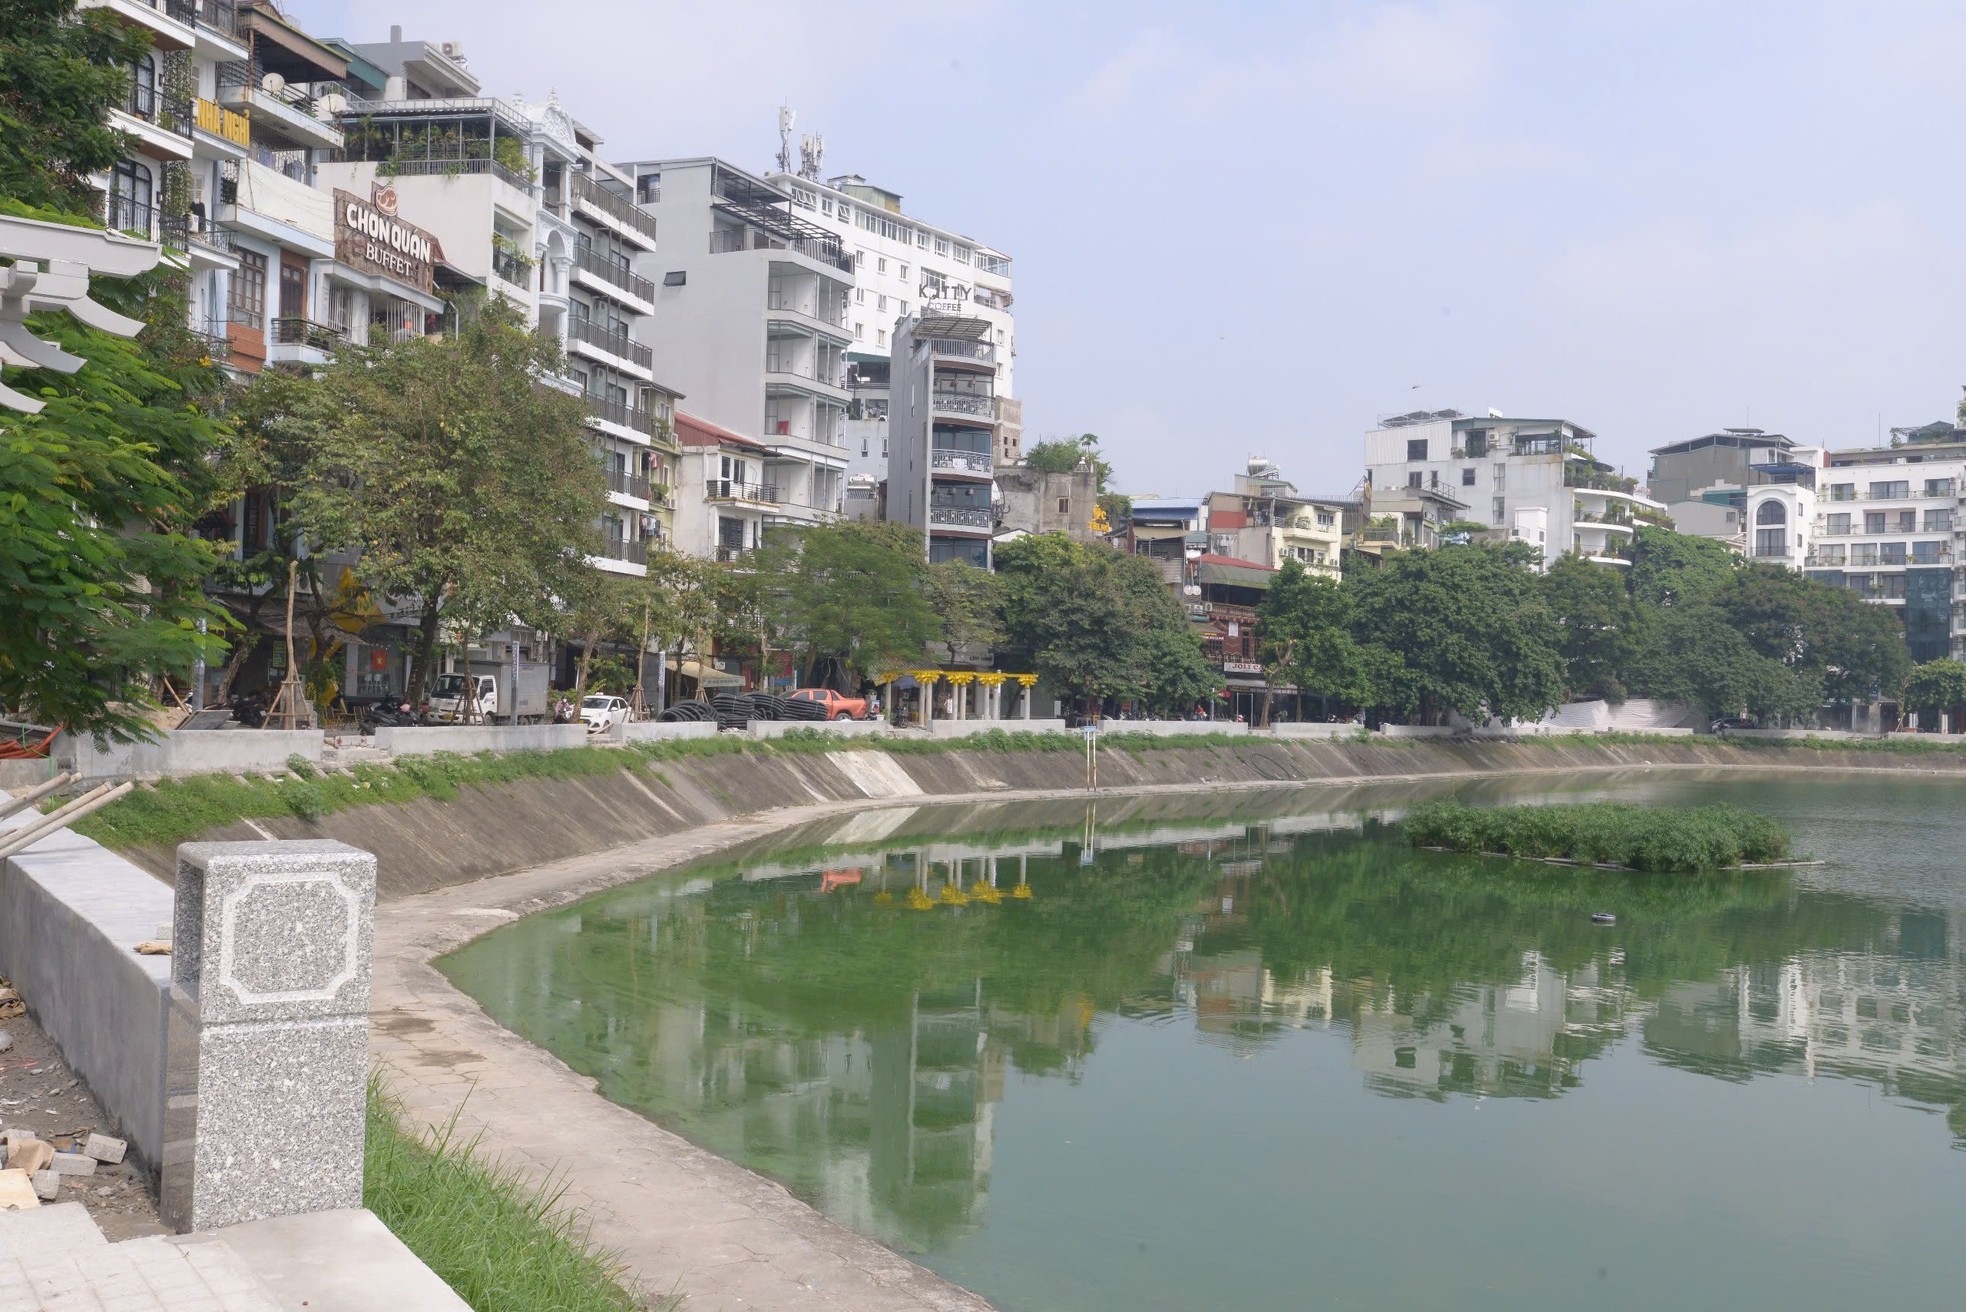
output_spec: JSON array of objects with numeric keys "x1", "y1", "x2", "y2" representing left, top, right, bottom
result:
[{"x1": 334, "y1": 186, "x2": 444, "y2": 294}]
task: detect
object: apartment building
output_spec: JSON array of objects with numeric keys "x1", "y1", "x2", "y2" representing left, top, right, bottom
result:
[
  {"x1": 765, "y1": 166, "x2": 1019, "y2": 482},
  {"x1": 886, "y1": 312, "x2": 999, "y2": 566},
  {"x1": 616, "y1": 157, "x2": 854, "y2": 532},
  {"x1": 1362, "y1": 409, "x2": 1666, "y2": 568},
  {"x1": 321, "y1": 30, "x2": 678, "y2": 574},
  {"x1": 1647, "y1": 429, "x2": 1821, "y2": 549},
  {"x1": 1746, "y1": 435, "x2": 1966, "y2": 662},
  {"x1": 673, "y1": 413, "x2": 773, "y2": 563},
  {"x1": 1205, "y1": 459, "x2": 1350, "y2": 578}
]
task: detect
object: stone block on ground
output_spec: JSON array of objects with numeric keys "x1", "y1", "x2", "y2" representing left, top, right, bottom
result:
[
  {"x1": 50, "y1": 1152, "x2": 96, "y2": 1176},
  {"x1": 31, "y1": 1170, "x2": 59, "y2": 1201},
  {"x1": 82, "y1": 1133, "x2": 126, "y2": 1165}
]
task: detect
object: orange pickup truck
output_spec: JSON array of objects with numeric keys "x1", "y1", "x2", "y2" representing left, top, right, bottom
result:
[{"x1": 789, "y1": 688, "x2": 872, "y2": 720}]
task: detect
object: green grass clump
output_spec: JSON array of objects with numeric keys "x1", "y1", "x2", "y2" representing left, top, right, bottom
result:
[
  {"x1": 1404, "y1": 800, "x2": 1792, "y2": 872},
  {"x1": 364, "y1": 1078, "x2": 661, "y2": 1312}
]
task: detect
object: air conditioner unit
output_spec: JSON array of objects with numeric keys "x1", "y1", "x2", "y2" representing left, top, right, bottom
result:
[{"x1": 441, "y1": 42, "x2": 465, "y2": 59}]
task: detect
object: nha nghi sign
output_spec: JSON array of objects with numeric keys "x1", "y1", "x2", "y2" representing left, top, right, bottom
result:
[{"x1": 334, "y1": 185, "x2": 444, "y2": 294}]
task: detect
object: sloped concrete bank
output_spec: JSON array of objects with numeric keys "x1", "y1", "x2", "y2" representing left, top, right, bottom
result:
[{"x1": 114, "y1": 737, "x2": 1966, "y2": 896}]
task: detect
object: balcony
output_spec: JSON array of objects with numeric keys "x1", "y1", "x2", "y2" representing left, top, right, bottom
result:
[
  {"x1": 214, "y1": 63, "x2": 345, "y2": 151},
  {"x1": 566, "y1": 317, "x2": 654, "y2": 378},
  {"x1": 114, "y1": 83, "x2": 195, "y2": 160},
  {"x1": 1189, "y1": 600, "x2": 1259, "y2": 623},
  {"x1": 931, "y1": 446, "x2": 993, "y2": 477},
  {"x1": 927, "y1": 337, "x2": 996, "y2": 366},
  {"x1": 708, "y1": 228, "x2": 853, "y2": 275},
  {"x1": 570, "y1": 245, "x2": 655, "y2": 311},
  {"x1": 929, "y1": 506, "x2": 993, "y2": 531},
  {"x1": 715, "y1": 546, "x2": 746, "y2": 564},
  {"x1": 491, "y1": 247, "x2": 533, "y2": 289},
  {"x1": 1563, "y1": 465, "x2": 1639, "y2": 494},
  {"x1": 606, "y1": 469, "x2": 651, "y2": 502},
  {"x1": 598, "y1": 538, "x2": 649, "y2": 566},
  {"x1": 706, "y1": 477, "x2": 778, "y2": 504},
  {"x1": 193, "y1": 95, "x2": 250, "y2": 149},
  {"x1": 583, "y1": 395, "x2": 664, "y2": 441},
  {"x1": 568, "y1": 171, "x2": 659, "y2": 250},
  {"x1": 81, "y1": 0, "x2": 195, "y2": 48},
  {"x1": 930, "y1": 390, "x2": 994, "y2": 420},
  {"x1": 268, "y1": 316, "x2": 347, "y2": 363},
  {"x1": 188, "y1": 319, "x2": 230, "y2": 363}
]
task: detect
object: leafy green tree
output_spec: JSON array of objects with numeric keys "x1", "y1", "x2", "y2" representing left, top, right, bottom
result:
[
  {"x1": 229, "y1": 300, "x2": 605, "y2": 706},
  {"x1": 641, "y1": 546, "x2": 718, "y2": 700},
  {"x1": 1346, "y1": 543, "x2": 1564, "y2": 723},
  {"x1": 1902, "y1": 659, "x2": 1966, "y2": 727},
  {"x1": 1257, "y1": 560, "x2": 1380, "y2": 723},
  {"x1": 1628, "y1": 604, "x2": 1820, "y2": 722},
  {"x1": 923, "y1": 559, "x2": 1006, "y2": 661},
  {"x1": 1629, "y1": 525, "x2": 1738, "y2": 607},
  {"x1": 1714, "y1": 565, "x2": 1910, "y2": 705},
  {"x1": 763, "y1": 521, "x2": 940, "y2": 686},
  {"x1": 1541, "y1": 554, "x2": 1649, "y2": 700},
  {"x1": 995, "y1": 534, "x2": 1211, "y2": 715},
  {"x1": 0, "y1": 0, "x2": 150, "y2": 214},
  {"x1": 555, "y1": 569, "x2": 640, "y2": 697}
]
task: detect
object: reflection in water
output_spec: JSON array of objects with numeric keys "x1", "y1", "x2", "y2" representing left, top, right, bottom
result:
[{"x1": 440, "y1": 783, "x2": 1966, "y2": 1304}]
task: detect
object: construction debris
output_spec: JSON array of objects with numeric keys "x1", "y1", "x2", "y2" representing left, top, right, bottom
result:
[
  {"x1": 132, "y1": 942, "x2": 171, "y2": 956},
  {"x1": 0, "y1": 1167, "x2": 38, "y2": 1210}
]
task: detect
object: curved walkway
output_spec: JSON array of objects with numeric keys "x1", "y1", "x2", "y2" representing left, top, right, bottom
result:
[{"x1": 364, "y1": 760, "x2": 1856, "y2": 1309}]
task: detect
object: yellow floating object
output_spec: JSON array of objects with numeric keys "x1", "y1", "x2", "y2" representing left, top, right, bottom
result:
[
  {"x1": 905, "y1": 888, "x2": 935, "y2": 911},
  {"x1": 1011, "y1": 883, "x2": 1033, "y2": 900},
  {"x1": 971, "y1": 884, "x2": 1003, "y2": 905},
  {"x1": 939, "y1": 884, "x2": 969, "y2": 906}
]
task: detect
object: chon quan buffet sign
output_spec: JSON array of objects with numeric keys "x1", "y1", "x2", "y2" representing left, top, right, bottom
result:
[{"x1": 334, "y1": 186, "x2": 444, "y2": 294}]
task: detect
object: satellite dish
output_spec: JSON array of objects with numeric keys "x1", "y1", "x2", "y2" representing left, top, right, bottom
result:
[
  {"x1": 317, "y1": 92, "x2": 347, "y2": 116},
  {"x1": 260, "y1": 71, "x2": 287, "y2": 94}
]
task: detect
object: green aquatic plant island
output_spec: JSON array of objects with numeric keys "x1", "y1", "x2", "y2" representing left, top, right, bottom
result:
[{"x1": 1403, "y1": 800, "x2": 1792, "y2": 872}]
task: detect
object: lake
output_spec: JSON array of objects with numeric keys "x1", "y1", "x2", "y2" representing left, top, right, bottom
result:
[{"x1": 439, "y1": 771, "x2": 1966, "y2": 1310}]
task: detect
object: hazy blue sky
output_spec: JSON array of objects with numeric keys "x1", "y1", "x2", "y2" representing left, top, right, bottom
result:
[{"x1": 295, "y1": 0, "x2": 1966, "y2": 496}]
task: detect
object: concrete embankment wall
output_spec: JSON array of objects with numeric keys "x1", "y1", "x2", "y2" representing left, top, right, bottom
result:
[
  {"x1": 100, "y1": 737, "x2": 1966, "y2": 900},
  {"x1": 58, "y1": 729, "x2": 325, "y2": 782}
]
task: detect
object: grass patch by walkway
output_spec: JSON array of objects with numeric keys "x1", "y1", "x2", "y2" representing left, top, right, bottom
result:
[
  {"x1": 365, "y1": 1078, "x2": 666, "y2": 1312},
  {"x1": 1404, "y1": 800, "x2": 1793, "y2": 872}
]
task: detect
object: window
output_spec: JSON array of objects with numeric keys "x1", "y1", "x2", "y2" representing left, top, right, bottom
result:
[
  {"x1": 1755, "y1": 528, "x2": 1786, "y2": 557},
  {"x1": 1851, "y1": 544, "x2": 1879, "y2": 566},
  {"x1": 1827, "y1": 513, "x2": 1851, "y2": 535},
  {"x1": 1880, "y1": 542, "x2": 1906, "y2": 565},
  {"x1": 916, "y1": 229, "x2": 929, "y2": 248},
  {"x1": 107, "y1": 159, "x2": 152, "y2": 235},
  {"x1": 899, "y1": 263, "x2": 909, "y2": 281},
  {"x1": 876, "y1": 328, "x2": 886, "y2": 347},
  {"x1": 1406, "y1": 438, "x2": 1429, "y2": 462},
  {"x1": 1869, "y1": 480, "x2": 1909, "y2": 500},
  {"x1": 1865, "y1": 512, "x2": 1887, "y2": 534},
  {"x1": 1894, "y1": 510, "x2": 1916, "y2": 533},
  {"x1": 861, "y1": 438, "x2": 868, "y2": 457},
  {"x1": 1817, "y1": 544, "x2": 1846, "y2": 565},
  {"x1": 1058, "y1": 498, "x2": 1071, "y2": 514},
  {"x1": 854, "y1": 248, "x2": 865, "y2": 267},
  {"x1": 900, "y1": 301, "x2": 910, "y2": 316},
  {"x1": 1429, "y1": 470, "x2": 1440, "y2": 489},
  {"x1": 1755, "y1": 500, "x2": 1786, "y2": 524},
  {"x1": 230, "y1": 249, "x2": 267, "y2": 329},
  {"x1": 1928, "y1": 509, "x2": 1954, "y2": 532},
  {"x1": 1493, "y1": 463, "x2": 1506, "y2": 491},
  {"x1": 1881, "y1": 574, "x2": 1908, "y2": 599},
  {"x1": 877, "y1": 257, "x2": 887, "y2": 274},
  {"x1": 877, "y1": 294, "x2": 887, "y2": 311},
  {"x1": 934, "y1": 237, "x2": 949, "y2": 256},
  {"x1": 1461, "y1": 467, "x2": 1476, "y2": 486},
  {"x1": 821, "y1": 197, "x2": 832, "y2": 215},
  {"x1": 1316, "y1": 511, "x2": 1335, "y2": 528},
  {"x1": 855, "y1": 287, "x2": 865, "y2": 304},
  {"x1": 1492, "y1": 496, "x2": 1505, "y2": 524},
  {"x1": 854, "y1": 322, "x2": 864, "y2": 339},
  {"x1": 1913, "y1": 541, "x2": 1945, "y2": 564},
  {"x1": 881, "y1": 437, "x2": 888, "y2": 457},
  {"x1": 663, "y1": 270, "x2": 686, "y2": 286},
  {"x1": 1407, "y1": 471, "x2": 1423, "y2": 488},
  {"x1": 1927, "y1": 478, "x2": 1956, "y2": 496}
]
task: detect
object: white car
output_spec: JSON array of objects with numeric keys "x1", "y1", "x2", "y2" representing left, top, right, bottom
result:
[{"x1": 580, "y1": 694, "x2": 631, "y2": 735}]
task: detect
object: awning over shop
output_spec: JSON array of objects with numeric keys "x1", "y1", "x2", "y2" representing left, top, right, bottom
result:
[
  {"x1": 667, "y1": 658, "x2": 741, "y2": 688},
  {"x1": 1197, "y1": 556, "x2": 1276, "y2": 589}
]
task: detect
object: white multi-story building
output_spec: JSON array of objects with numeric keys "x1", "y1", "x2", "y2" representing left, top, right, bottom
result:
[
  {"x1": 763, "y1": 163, "x2": 1019, "y2": 484},
  {"x1": 321, "y1": 31, "x2": 679, "y2": 576},
  {"x1": 673, "y1": 412, "x2": 774, "y2": 563},
  {"x1": 1363, "y1": 409, "x2": 1665, "y2": 568},
  {"x1": 615, "y1": 157, "x2": 854, "y2": 532},
  {"x1": 1745, "y1": 435, "x2": 1965, "y2": 662}
]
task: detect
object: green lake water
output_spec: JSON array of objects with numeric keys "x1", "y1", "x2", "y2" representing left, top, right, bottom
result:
[{"x1": 439, "y1": 771, "x2": 1966, "y2": 1310}]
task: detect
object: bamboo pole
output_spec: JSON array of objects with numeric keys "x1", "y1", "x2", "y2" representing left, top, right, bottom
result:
[
  {"x1": 0, "y1": 781, "x2": 132, "y2": 861},
  {"x1": 0, "y1": 772, "x2": 80, "y2": 822}
]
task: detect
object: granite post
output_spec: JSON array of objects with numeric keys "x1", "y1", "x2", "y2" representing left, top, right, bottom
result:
[{"x1": 161, "y1": 840, "x2": 376, "y2": 1233}]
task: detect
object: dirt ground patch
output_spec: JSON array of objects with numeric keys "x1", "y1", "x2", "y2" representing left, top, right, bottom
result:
[{"x1": 0, "y1": 982, "x2": 165, "y2": 1241}]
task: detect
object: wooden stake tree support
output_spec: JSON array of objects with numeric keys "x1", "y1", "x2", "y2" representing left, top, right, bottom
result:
[{"x1": 262, "y1": 560, "x2": 316, "y2": 731}]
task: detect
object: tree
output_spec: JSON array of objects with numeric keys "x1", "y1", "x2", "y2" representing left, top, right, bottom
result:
[
  {"x1": 1, "y1": 3, "x2": 231, "y2": 739},
  {"x1": 923, "y1": 560, "x2": 1006, "y2": 661},
  {"x1": 1541, "y1": 554, "x2": 1648, "y2": 700},
  {"x1": 1346, "y1": 543, "x2": 1564, "y2": 723},
  {"x1": 230, "y1": 299, "x2": 605, "y2": 706},
  {"x1": 1257, "y1": 560, "x2": 1379, "y2": 723},
  {"x1": 995, "y1": 534, "x2": 1209, "y2": 714},
  {"x1": 1901, "y1": 659, "x2": 1966, "y2": 727},
  {"x1": 1714, "y1": 565, "x2": 1910, "y2": 705},
  {"x1": 765, "y1": 521, "x2": 941, "y2": 686},
  {"x1": 1628, "y1": 604, "x2": 1820, "y2": 723},
  {"x1": 1630, "y1": 525, "x2": 1738, "y2": 608},
  {"x1": 0, "y1": 0, "x2": 151, "y2": 215},
  {"x1": 556, "y1": 569, "x2": 640, "y2": 698},
  {"x1": 641, "y1": 546, "x2": 717, "y2": 701}
]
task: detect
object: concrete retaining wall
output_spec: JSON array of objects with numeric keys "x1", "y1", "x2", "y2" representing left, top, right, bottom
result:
[
  {"x1": 1724, "y1": 728, "x2": 1869, "y2": 742},
  {"x1": 1269, "y1": 723, "x2": 1367, "y2": 740},
  {"x1": 619, "y1": 721, "x2": 719, "y2": 743},
  {"x1": 928, "y1": 719, "x2": 1068, "y2": 738},
  {"x1": 0, "y1": 759, "x2": 55, "y2": 790},
  {"x1": 745, "y1": 720, "x2": 892, "y2": 740},
  {"x1": 1101, "y1": 721, "x2": 1248, "y2": 738},
  {"x1": 369, "y1": 723, "x2": 587, "y2": 756},
  {"x1": 0, "y1": 792, "x2": 173, "y2": 1168},
  {"x1": 57, "y1": 729, "x2": 325, "y2": 782},
  {"x1": 1377, "y1": 725, "x2": 1459, "y2": 739}
]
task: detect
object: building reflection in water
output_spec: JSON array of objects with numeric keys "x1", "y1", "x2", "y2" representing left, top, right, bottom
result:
[{"x1": 442, "y1": 803, "x2": 1966, "y2": 1260}]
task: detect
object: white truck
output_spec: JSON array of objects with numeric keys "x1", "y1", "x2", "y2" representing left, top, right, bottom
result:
[{"x1": 426, "y1": 662, "x2": 551, "y2": 724}]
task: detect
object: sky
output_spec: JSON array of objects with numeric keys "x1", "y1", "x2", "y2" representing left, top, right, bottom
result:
[{"x1": 294, "y1": 0, "x2": 1966, "y2": 497}]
